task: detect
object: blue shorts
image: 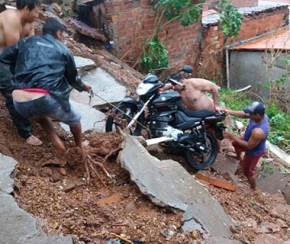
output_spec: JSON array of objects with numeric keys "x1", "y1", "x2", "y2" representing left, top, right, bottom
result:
[{"x1": 13, "y1": 95, "x2": 81, "y2": 126}]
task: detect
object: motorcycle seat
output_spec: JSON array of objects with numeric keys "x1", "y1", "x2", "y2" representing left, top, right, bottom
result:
[{"x1": 183, "y1": 109, "x2": 225, "y2": 121}]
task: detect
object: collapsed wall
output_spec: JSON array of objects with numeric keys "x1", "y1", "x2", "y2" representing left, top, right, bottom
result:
[{"x1": 73, "y1": 1, "x2": 288, "y2": 85}]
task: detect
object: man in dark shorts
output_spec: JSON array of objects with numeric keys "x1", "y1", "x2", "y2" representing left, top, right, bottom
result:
[
  {"x1": 224, "y1": 101, "x2": 269, "y2": 190},
  {"x1": 0, "y1": 17, "x2": 91, "y2": 156},
  {"x1": 0, "y1": 0, "x2": 42, "y2": 145}
]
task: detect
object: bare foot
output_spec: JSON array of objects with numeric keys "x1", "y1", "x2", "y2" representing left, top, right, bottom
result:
[{"x1": 26, "y1": 135, "x2": 43, "y2": 146}]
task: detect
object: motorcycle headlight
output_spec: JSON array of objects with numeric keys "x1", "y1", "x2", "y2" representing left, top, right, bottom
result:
[{"x1": 136, "y1": 83, "x2": 154, "y2": 95}]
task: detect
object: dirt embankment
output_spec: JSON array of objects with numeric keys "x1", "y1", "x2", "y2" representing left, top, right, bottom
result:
[{"x1": 0, "y1": 5, "x2": 289, "y2": 243}]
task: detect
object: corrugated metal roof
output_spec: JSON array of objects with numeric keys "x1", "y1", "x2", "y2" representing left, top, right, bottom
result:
[{"x1": 232, "y1": 28, "x2": 290, "y2": 51}]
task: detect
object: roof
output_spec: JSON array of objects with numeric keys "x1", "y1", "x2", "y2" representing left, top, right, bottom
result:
[
  {"x1": 231, "y1": 28, "x2": 290, "y2": 51},
  {"x1": 202, "y1": 4, "x2": 288, "y2": 26}
]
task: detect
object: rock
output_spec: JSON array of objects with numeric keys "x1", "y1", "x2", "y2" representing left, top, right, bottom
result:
[
  {"x1": 0, "y1": 191, "x2": 73, "y2": 243},
  {"x1": 282, "y1": 184, "x2": 290, "y2": 204},
  {"x1": 0, "y1": 155, "x2": 17, "y2": 194},
  {"x1": 46, "y1": 3, "x2": 63, "y2": 16},
  {"x1": 270, "y1": 204, "x2": 290, "y2": 223},
  {"x1": 97, "y1": 193, "x2": 122, "y2": 206},
  {"x1": 69, "y1": 68, "x2": 127, "y2": 107},
  {"x1": 255, "y1": 221, "x2": 280, "y2": 233},
  {"x1": 119, "y1": 135, "x2": 233, "y2": 237},
  {"x1": 254, "y1": 234, "x2": 284, "y2": 244},
  {"x1": 74, "y1": 56, "x2": 97, "y2": 74}
]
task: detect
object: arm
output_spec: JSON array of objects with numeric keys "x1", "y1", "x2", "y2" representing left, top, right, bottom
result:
[
  {"x1": 64, "y1": 52, "x2": 91, "y2": 92},
  {"x1": 195, "y1": 79, "x2": 221, "y2": 111},
  {"x1": 27, "y1": 23, "x2": 35, "y2": 37},
  {"x1": 225, "y1": 128, "x2": 265, "y2": 150},
  {"x1": 163, "y1": 83, "x2": 173, "y2": 91},
  {"x1": 2, "y1": 16, "x2": 21, "y2": 46},
  {"x1": 207, "y1": 82, "x2": 219, "y2": 108},
  {"x1": 224, "y1": 108, "x2": 250, "y2": 119}
]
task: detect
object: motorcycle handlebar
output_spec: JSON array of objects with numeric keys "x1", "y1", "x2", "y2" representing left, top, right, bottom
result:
[{"x1": 168, "y1": 78, "x2": 185, "y2": 87}]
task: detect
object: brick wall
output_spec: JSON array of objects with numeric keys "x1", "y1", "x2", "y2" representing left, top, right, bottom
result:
[
  {"x1": 102, "y1": 0, "x2": 288, "y2": 84},
  {"x1": 103, "y1": 0, "x2": 202, "y2": 69},
  {"x1": 198, "y1": 7, "x2": 289, "y2": 82}
]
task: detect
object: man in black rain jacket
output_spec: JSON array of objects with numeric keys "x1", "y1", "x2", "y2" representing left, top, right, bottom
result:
[{"x1": 0, "y1": 17, "x2": 91, "y2": 156}]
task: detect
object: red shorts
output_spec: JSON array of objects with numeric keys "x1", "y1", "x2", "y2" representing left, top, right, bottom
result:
[{"x1": 232, "y1": 139, "x2": 262, "y2": 177}]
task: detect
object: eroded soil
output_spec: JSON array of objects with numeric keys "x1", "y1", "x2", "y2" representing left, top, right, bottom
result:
[
  {"x1": 0, "y1": 95, "x2": 290, "y2": 244},
  {"x1": 0, "y1": 11, "x2": 289, "y2": 243}
]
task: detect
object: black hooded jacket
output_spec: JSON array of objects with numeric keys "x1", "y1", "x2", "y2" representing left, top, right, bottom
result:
[{"x1": 0, "y1": 33, "x2": 86, "y2": 112}]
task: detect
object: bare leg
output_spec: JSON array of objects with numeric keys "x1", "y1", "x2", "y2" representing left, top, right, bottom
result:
[
  {"x1": 38, "y1": 117, "x2": 66, "y2": 153},
  {"x1": 69, "y1": 123, "x2": 82, "y2": 148},
  {"x1": 247, "y1": 175, "x2": 256, "y2": 190}
]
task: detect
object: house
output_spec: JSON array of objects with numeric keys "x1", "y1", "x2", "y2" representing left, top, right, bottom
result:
[{"x1": 227, "y1": 27, "x2": 290, "y2": 112}]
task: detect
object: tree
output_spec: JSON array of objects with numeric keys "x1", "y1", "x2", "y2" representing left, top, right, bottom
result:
[{"x1": 140, "y1": 0, "x2": 242, "y2": 72}]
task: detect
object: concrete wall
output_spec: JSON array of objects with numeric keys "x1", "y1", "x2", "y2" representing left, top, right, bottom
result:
[
  {"x1": 195, "y1": 6, "x2": 289, "y2": 82},
  {"x1": 229, "y1": 51, "x2": 290, "y2": 111}
]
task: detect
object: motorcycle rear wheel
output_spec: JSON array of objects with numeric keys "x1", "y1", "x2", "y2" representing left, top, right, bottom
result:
[
  {"x1": 184, "y1": 130, "x2": 218, "y2": 170},
  {"x1": 105, "y1": 103, "x2": 144, "y2": 136}
]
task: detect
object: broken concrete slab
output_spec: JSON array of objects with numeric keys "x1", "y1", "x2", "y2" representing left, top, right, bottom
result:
[
  {"x1": 0, "y1": 154, "x2": 17, "y2": 194},
  {"x1": 74, "y1": 56, "x2": 97, "y2": 73},
  {"x1": 266, "y1": 141, "x2": 290, "y2": 168},
  {"x1": 204, "y1": 236, "x2": 241, "y2": 244},
  {"x1": 60, "y1": 100, "x2": 106, "y2": 132},
  {"x1": 0, "y1": 153, "x2": 73, "y2": 243},
  {"x1": 118, "y1": 135, "x2": 233, "y2": 237},
  {"x1": 213, "y1": 154, "x2": 239, "y2": 175},
  {"x1": 70, "y1": 67, "x2": 127, "y2": 107},
  {"x1": 0, "y1": 191, "x2": 73, "y2": 244},
  {"x1": 256, "y1": 168, "x2": 288, "y2": 194}
]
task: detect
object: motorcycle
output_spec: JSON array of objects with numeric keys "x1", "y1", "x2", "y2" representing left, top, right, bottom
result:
[{"x1": 105, "y1": 65, "x2": 226, "y2": 170}]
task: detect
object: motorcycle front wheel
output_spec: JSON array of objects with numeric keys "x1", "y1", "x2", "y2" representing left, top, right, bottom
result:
[
  {"x1": 105, "y1": 103, "x2": 144, "y2": 136},
  {"x1": 184, "y1": 130, "x2": 218, "y2": 170}
]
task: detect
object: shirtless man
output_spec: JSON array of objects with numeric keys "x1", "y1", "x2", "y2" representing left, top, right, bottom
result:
[
  {"x1": 164, "y1": 73, "x2": 223, "y2": 112},
  {"x1": 0, "y1": 0, "x2": 42, "y2": 145}
]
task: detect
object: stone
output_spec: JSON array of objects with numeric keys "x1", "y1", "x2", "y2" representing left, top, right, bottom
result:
[
  {"x1": 60, "y1": 100, "x2": 106, "y2": 132},
  {"x1": 118, "y1": 135, "x2": 233, "y2": 237},
  {"x1": 97, "y1": 193, "x2": 122, "y2": 206},
  {"x1": 74, "y1": 56, "x2": 97, "y2": 73},
  {"x1": 253, "y1": 234, "x2": 284, "y2": 244},
  {"x1": 256, "y1": 168, "x2": 288, "y2": 194},
  {"x1": 69, "y1": 67, "x2": 127, "y2": 107},
  {"x1": 282, "y1": 184, "x2": 290, "y2": 204},
  {"x1": 0, "y1": 191, "x2": 73, "y2": 244},
  {"x1": 213, "y1": 153, "x2": 240, "y2": 176},
  {"x1": 0, "y1": 154, "x2": 17, "y2": 194}
]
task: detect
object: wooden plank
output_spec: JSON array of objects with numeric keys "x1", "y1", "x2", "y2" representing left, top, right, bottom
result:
[{"x1": 195, "y1": 172, "x2": 236, "y2": 192}]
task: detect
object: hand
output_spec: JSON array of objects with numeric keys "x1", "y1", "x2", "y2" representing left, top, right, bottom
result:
[
  {"x1": 84, "y1": 84, "x2": 92, "y2": 93},
  {"x1": 223, "y1": 131, "x2": 235, "y2": 141},
  {"x1": 215, "y1": 105, "x2": 225, "y2": 113}
]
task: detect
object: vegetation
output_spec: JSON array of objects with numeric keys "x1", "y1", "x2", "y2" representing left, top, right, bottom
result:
[
  {"x1": 140, "y1": 0, "x2": 242, "y2": 72},
  {"x1": 140, "y1": 37, "x2": 168, "y2": 73},
  {"x1": 219, "y1": 0, "x2": 242, "y2": 41}
]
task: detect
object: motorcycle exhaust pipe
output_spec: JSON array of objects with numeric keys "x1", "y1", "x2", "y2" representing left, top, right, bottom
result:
[{"x1": 145, "y1": 136, "x2": 173, "y2": 146}]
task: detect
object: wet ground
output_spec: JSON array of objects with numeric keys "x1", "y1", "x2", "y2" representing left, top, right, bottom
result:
[{"x1": 0, "y1": 95, "x2": 289, "y2": 243}]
